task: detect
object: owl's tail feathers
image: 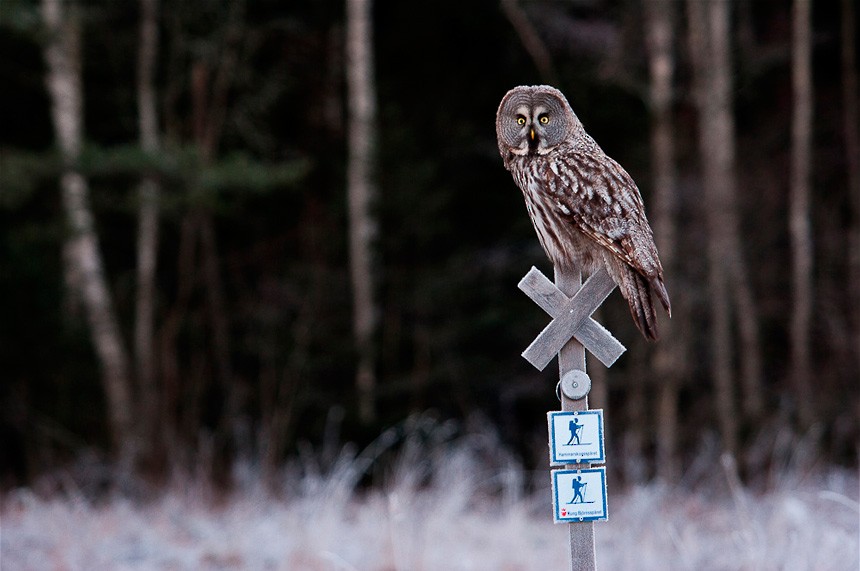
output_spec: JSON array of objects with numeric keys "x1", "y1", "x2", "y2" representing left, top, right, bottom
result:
[
  {"x1": 652, "y1": 276, "x2": 671, "y2": 318},
  {"x1": 619, "y1": 267, "x2": 671, "y2": 342}
]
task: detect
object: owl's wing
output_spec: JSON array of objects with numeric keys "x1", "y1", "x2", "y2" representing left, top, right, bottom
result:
[{"x1": 542, "y1": 151, "x2": 663, "y2": 281}]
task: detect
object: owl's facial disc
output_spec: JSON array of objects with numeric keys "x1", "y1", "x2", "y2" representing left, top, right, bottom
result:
[
  {"x1": 506, "y1": 104, "x2": 545, "y2": 156},
  {"x1": 525, "y1": 104, "x2": 556, "y2": 156}
]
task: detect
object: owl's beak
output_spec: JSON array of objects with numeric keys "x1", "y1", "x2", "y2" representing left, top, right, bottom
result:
[{"x1": 529, "y1": 127, "x2": 536, "y2": 141}]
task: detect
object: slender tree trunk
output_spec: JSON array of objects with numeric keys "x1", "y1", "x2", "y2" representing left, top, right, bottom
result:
[
  {"x1": 730, "y1": 232, "x2": 765, "y2": 422},
  {"x1": 790, "y1": 0, "x2": 815, "y2": 427},
  {"x1": 41, "y1": 0, "x2": 136, "y2": 464},
  {"x1": 346, "y1": 0, "x2": 380, "y2": 423},
  {"x1": 842, "y1": 0, "x2": 860, "y2": 388},
  {"x1": 644, "y1": 0, "x2": 682, "y2": 481},
  {"x1": 159, "y1": 213, "x2": 200, "y2": 447},
  {"x1": 135, "y1": 0, "x2": 161, "y2": 460},
  {"x1": 687, "y1": 0, "x2": 765, "y2": 454},
  {"x1": 500, "y1": 0, "x2": 557, "y2": 84},
  {"x1": 190, "y1": 55, "x2": 242, "y2": 448},
  {"x1": 199, "y1": 214, "x2": 234, "y2": 407},
  {"x1": 184, "y1": 0, "x2": 244, "y2": 450},
  {"x1": 158, "y1": 5, "x2": 246, "y2": 466},
  {"x1": 708, "y1": 0, "x2": 764, "y2": 424},
  {"x1": 687, "y1": 0, "x2": 735, "y2": 454}
]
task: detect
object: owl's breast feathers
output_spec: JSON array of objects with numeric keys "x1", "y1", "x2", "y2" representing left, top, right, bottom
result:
[{"x1": 509, "y1": 147, "x2": 670, "y2": 313}]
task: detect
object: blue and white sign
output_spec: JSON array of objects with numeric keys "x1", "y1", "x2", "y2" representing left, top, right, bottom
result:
[
  {"x1": 547, "y1": 410, "x2": 605, "y2": 465},
  {"x1": 551, "y1": 467, "x2": 608, "y2": 523}
]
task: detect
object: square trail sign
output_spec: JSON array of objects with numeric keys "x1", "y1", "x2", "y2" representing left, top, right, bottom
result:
[
  {"x1": 547, "y1": 410, "x2": 605, "y2": 465},
  {"x1": 551, "y1": 467, "x2": 608, "y2": 523}
]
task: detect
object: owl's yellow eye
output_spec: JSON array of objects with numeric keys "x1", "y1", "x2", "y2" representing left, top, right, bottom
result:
[
  {"x1": 516, "y1": 116, "x2": 526, "y2": 125},
  {"x1": 539, "y1": 115, "x2": 549, "y2": 124}
]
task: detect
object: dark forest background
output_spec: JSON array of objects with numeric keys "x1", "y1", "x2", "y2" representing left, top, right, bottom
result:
[{"x1": 0, "y1": 0, "x2": 858, "y2": 490}]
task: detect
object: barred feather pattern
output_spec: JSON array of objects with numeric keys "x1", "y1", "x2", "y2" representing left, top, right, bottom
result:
[{"x1": 503, "y1": 135, "x2": 671, "y2": 341}]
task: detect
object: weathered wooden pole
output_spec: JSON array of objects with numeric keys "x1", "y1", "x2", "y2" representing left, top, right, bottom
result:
[
  {"x1": 556, "y1": 266, "x2": 596, "y2": 570},
  {"x1": 519, "y1": 264, "x2": 622, "y2": 571}
]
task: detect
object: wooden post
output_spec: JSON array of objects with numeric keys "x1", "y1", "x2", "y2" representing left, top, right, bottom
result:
[
  {"x1": 519, "y1": 264, "x2": 622, "y2": 570},
  {"x1": 556, "y1": 266, "x2": 596, "y2": 571}
]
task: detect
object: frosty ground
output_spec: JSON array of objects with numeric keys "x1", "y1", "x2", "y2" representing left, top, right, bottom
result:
[{"x1": 2, "y1": 424, "x2": 858, "y2": 570}]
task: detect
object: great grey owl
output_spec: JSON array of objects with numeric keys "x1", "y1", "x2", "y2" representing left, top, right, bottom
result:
[{"x1": 496, "y1": 85, "x2": 670, "y2": 340}]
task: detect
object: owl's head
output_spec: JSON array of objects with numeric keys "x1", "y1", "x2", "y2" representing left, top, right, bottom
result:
[{"x1": 495, "y1": 85, "x2": 582, "y2": 157}]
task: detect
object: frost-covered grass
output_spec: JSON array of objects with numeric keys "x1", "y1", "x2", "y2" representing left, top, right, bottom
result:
[{"x1": 2, "y1": 421, "x2": 858, "y2": 570}]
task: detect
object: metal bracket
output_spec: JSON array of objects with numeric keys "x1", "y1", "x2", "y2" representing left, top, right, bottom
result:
[{"x1": 560, "y1": 370, "x2": 591, "y2": 400}]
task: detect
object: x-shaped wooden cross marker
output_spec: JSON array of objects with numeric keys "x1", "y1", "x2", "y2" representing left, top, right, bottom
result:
[{"x1": 518, "y1": 267, "x2": 626, "y2": 370}]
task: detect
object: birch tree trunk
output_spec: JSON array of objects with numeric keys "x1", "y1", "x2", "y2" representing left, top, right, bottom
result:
[
  {"x1": 135, "y1": 0, "x2": 161, "y2": 457},
  {"x1": 644, "y1": 0, "x2": 682, "y2": 481},
  {"x1": 41, "y1": 0, "x2": 136, "y2": 462},
  {"x1": 687, "y1": 0, "x2": 764, "y2": 453},
  {"x1": 346, "y1": 0, "x2": 379, "y2": 423},
  {"x1": 790, "y1": 0, "x2": 814, "y2": 426}
]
